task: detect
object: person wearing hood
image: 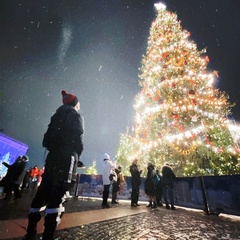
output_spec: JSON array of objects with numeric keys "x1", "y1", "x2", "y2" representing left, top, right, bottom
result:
[
  {"x1": 24, "y1": 90, "x2": 84, "y2": 240},
  {"x1": 102, "y1": 153, "x2": 116, "y2": 208}
]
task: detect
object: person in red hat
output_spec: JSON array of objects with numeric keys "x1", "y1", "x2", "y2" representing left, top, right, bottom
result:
[{"x1": 24, "y1": 90, "x2": 84, "y2": 240}]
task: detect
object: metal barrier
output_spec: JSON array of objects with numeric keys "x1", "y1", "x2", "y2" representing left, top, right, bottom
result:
[
  {"x1": 74, "y1": 174, "x2": 240, "y2": 216},
  {"x1": 203, "y1": 175, "x2": 240, "y2": 216}
]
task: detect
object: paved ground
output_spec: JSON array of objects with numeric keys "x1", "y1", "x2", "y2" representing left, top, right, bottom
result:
[{"x1": 0, "y1": 191, "x2": 240, "y2": 240}]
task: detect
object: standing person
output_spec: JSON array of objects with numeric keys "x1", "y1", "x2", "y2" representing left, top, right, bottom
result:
[
  {"x1": 111, "y1": 165, "x2": 122, "y2": 204},
  {"x1": 0, "y1": 156, "x2": 21, "y2": 200},
  {"x1": 30, "y1": 165, "x2": 39, "y2": 181},
  {"x1": 155, "y1": 169, "x2": 163, "y2": 207},
  {"x1": 13, "y1": 155, "x2": 29, "y2": 199},
  {"x1": 29, "y1": 165, "x2": 39, "y2": 192},
  {"x1": 24, "y1": 90, "x2": 84, "y2": 240},
  {"x1": 22, "y1": 167, "x2": 32, "y2": 190},
  {"x1": 0, "y1": 155, "x2": 29, "y2": 200},
  {"x1": 144, "y1": 162, "x2": 157, "y2": 208},
  {"x1": 102, "y1": 153, "x2": 116, "y2": 208},
  {"x1": 130, "y1": 159, "x2": 142, "y2": 207},
  {"x1": 118, "y1": 165, "x2": 125, "y2": 196},
  {"x1": 162, "y1": 163, "x2": 176, "y2": 210}
]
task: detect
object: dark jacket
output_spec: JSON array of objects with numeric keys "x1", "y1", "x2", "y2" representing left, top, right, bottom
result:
[
  {"x1": 13, "y1": 158, "x2": 28, "y2": 185},
  {"x1": 145, "y1": 165, "x2": 156, "y2": 196},
  {"x1": 42, "y1": 104, "x2": 84, "y2": 184},
  {"x1": 130, "y1": 163, "x2": 141, "y2": 187},
  {"x1": 112, "y1": 168, "x2": 121, "y2": 192},
  {"x1": 162, "y1": 165, "x2": 176, "y2": 188},
  {"x1": 43, "y1": 104, "x2": 84, "y2": 157},
  {"x1": 0, "y1": 156, "x2": 28, "y2": 186}
]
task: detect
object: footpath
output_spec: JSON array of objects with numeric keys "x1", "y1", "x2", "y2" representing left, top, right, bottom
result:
[{"x1": 0, "y1": 192, "x2": 240, "y2": 240}]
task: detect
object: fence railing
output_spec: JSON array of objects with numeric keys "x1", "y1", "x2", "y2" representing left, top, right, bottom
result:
[{"x1": 73, "y1": 174, "x2": 240, "y2": 216}]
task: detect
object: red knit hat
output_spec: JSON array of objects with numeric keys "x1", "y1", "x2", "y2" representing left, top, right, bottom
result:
[{"x1": 61, "y1": 90, "x2": 79, "y2": 107}]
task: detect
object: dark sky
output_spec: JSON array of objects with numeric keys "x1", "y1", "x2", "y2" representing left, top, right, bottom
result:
[{"x1": 0, "y1": 0, "x2": 240, "y2": 170}]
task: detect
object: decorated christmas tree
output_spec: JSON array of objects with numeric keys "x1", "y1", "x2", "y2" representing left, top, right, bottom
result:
[
  {"x1": 116, "y1": 3, "x2": 240, "y2": 176},
  {"x1": 85, "y1": 160, "x2": 98, "y2": 175}
]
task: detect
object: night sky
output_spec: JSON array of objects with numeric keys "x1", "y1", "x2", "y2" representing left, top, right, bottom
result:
[{"x1": 1, "y1": 0, "x2": 240, "y2": 171}]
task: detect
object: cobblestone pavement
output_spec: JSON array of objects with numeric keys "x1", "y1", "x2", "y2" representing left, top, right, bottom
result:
[
  {"x1": 1, "y1": 192, "x2": 240, "y2": 240},
  {"x1": 0, "y1": 194, "x2": 105, "y2": 220},
  {"x1": 53, "y1": 207, "x2": 240, "y2": 240}
]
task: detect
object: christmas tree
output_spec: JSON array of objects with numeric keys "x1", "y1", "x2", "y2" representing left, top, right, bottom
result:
[
  {"x1": 85, "y1": 160, "x2": 98, "y2": 175},
  {"x1": 116, "y1": 3, "x2": 240, "y2": 176}
]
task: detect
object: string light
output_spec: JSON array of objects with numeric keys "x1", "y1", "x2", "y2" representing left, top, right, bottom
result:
[{"x1": 116, "y1": 3, "x2": 240, "y2": 176}]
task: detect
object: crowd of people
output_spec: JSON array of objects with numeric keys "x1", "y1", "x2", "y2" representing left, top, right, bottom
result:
[
  {"x1": 1, "y1": 90, "x2": 84, "y2": 240},
  {"x1": 0, "y1": 152, "x2": 176, "y2": 240},
  {"x1": 101, "y1": 155, "x2": 176, "y2": 211},
  {"x1": 141, "y1": 161, "x2": 176, "y2": 210},
  {"x1": 129, "y1": 159, "x2": 176, "y2": 210},
  {"x1": 0, "y1": 153, "x2": 176, "y2": 212},
  {"x1": 0, "y1": 157, "x2": 45, "y2": 201},
  {"x1": 0, "y1": 89, "x2": 177, "y2": 240}
]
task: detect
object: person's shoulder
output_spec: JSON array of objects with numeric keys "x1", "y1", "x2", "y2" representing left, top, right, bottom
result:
[
  {"x1": 57, "y1": 105, "x2": 81, "y2": 118},
  {"x1": 162, "y1": 165, "x2": 171, "y2": 171},
  {"x1": 57, "y1": 105, "x2": 74, "y2": 113}
]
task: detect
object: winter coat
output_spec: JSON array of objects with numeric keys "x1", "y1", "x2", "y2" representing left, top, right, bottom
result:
[
  {"x1": 14, "y1": 160, "x2": 28, "y2": 185},
  {"x1": 102, "y1": 159, "x2": 116, "y2": 185},
  {"x1": 145, "y1": 165, "x2": 156, "y2": 196},
  {"x1": 0, "y1": 157, "x2": 28, "y2": 186},
  {"x1": 130, "y1": 163, "x2": 141, "y2": 188},
  {"x1": 30, "y1": 167, "x2": 39, "y2": 179},
  {"x1": 162, "y1": 165, "x2": 176, "y2": 188},
  {"x1": 42, "y1": 104, "x2": 84, "y2": 184},
  {"x1": 112, "y1": 168, "x2": 122, "y2": 192},
  {"x1": 0, "y1": 162, "x2": 14, "y2": 186},
  {"x1": 42, "y1": 104, "x2": 84, "y2": 157}
]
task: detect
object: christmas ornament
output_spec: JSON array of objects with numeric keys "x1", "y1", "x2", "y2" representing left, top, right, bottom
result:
[
  {"x1": 161, "y1": 52, "x2": 169, "y2": 60},
  {"x1": 188, "y1": 90, "x2": 195, "y2": 99},
  {"x1": 192, "y1": 99, "x2": 197, "y2": 105}
]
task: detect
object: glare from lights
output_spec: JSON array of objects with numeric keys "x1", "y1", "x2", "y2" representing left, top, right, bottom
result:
[{"x1": 154, "y1": 3, "x2": 166, "y2": 10}]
